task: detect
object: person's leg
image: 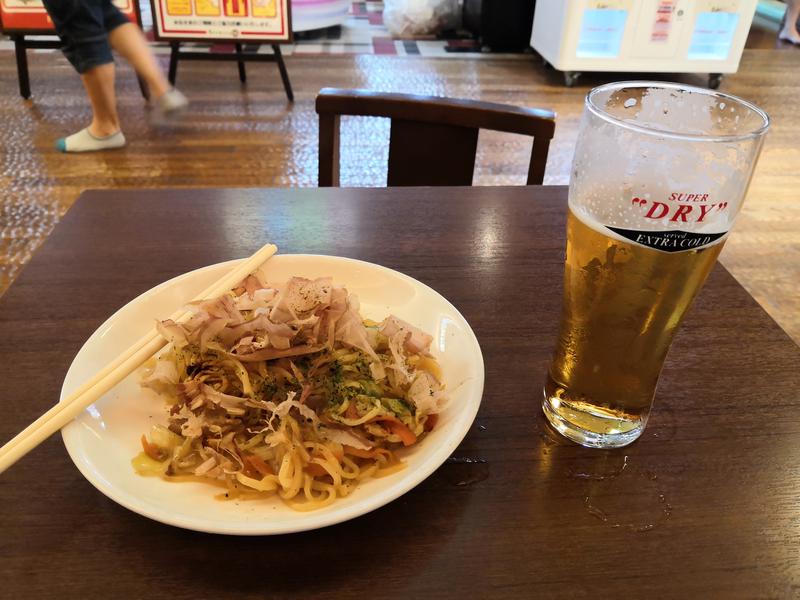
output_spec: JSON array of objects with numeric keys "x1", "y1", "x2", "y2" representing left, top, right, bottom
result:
[
  {"x1": 57, "y1": 62, "x2": 126, "y2": 151},
  {"x1": 81, "y1": 62, "x2": 120, "y2": 136},
  {"x1": 107, "y1": 22, "x2": 170, "y2": 98},
  {"x1": 103, "y1": 9, "x2": 188, "y2": 119},
  {"x1": 780, "y1": 0, "x2": 800, "y2": 43},
  {"x1": 41, "y1": 0, "x2": 126, "y2": 151}
]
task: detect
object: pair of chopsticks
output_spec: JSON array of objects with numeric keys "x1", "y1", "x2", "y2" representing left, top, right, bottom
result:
[{"x1": 0, "y1": 243, "x2": 278, "y2": 475}]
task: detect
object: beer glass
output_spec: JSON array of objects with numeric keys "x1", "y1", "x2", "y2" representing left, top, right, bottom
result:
[{"x1": 543, "y1": 82, "x2": 769, "y2": 449}]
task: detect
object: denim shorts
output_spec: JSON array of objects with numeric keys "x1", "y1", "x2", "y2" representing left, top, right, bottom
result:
[{"x1": 41, "y1": 0, "x2": 131, "y2": 74}]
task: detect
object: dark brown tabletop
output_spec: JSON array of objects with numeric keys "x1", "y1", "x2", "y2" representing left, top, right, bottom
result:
[{"x1": 1, "y1": 186, "x2": 799, "y2": 599}]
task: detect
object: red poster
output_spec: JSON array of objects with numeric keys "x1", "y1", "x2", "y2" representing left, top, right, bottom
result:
[
  {"x1": 151, "y1": 0, "x2": 291, "y2": 42},
  {"x1": 1, "y1": 0, "x2": 138, "y2": 33}
]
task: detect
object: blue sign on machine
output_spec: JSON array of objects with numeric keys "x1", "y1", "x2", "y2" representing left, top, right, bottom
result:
[
  {"x1": 688, "y1": 11, "x2": 739, "y2": 60},
  {"x1": 576, "y1": 9, "x2": 629, "y2": 58}
]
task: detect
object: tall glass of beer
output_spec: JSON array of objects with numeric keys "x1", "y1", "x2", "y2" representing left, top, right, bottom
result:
[{"x1": 543, "y1": 82, "x2": 769, "y2": 449}]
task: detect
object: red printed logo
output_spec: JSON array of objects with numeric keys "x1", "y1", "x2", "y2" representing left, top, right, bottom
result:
[
  {"x1": 605, "y1": 191, "x2": 730, "y2": 252},
  {"x1": 630, "y1": 193, "x2": 729, "y2": 224}
]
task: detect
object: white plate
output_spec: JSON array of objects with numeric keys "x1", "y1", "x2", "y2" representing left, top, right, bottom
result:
[{"x1": 61, "y1": 255, "x2": 484, "y2": 535}]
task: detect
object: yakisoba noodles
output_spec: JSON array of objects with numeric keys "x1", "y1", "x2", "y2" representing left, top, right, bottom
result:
[{"x1": 133, "y1": 270, "x2": 448, "y2": 511}]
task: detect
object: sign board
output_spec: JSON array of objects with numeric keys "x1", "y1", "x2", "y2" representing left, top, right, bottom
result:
[
  {"x1": 688, "y1": 0, "x2": 740, "y2": 60},
  {"x1": 150, "y1": 0, "x2": 291, "y2": 42},
  {"x1": 650, "y1": 0, "x2": 676, "y2": 43},
  {"x1": 0, "y1": 0, "x2": 139, "y2": 33},
  {"x1": 577, "y1": 0, "x2": 632, "y2": 58}
]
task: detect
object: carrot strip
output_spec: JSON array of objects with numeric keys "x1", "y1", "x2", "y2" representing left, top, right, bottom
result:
[
  {"x1": 369, "y1": 416, "x2": 417, "y2": 446},
  {"x1": 140, "y1": 435, "x2": 164, "y2": 461},
  {"x1": 424, "y1": 413, "x2": 439, "y2": 432},
  {"x1": 343, "y1": 445, "x2": 376, "y2": 458},
  {"x1": 305, "y1": 462, "x2": 328, "y2": 477},
  {"x1": 385, "y1": 421, "x2": 417, "y2": 446},
  {"x1": 243, "y1": 454, "x2": 274, "y2": 477}
]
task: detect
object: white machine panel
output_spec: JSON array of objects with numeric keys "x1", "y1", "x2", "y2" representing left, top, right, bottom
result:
[{"x1": 531, "y1": 0, "x2": 756, "y2": 86}]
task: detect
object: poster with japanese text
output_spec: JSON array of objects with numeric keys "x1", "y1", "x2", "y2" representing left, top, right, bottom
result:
[
  {"x1": 577, "y1": 0, "x2": 633, "y2": 58},
  {"x1": 687, "y1": 0, "x2": 740, "y2": 60},
  {"x1": 1, "y1": 0, "x2": 137, "y2": 33},
  {"x1": 151, "y1": 0, "x2": 291, "y2": 42},
  {"x1": 650, "y1": 0, "x2": 676, "y2": 43}
]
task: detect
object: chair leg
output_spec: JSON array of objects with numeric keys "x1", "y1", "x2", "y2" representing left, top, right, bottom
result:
[
  {"x1": 318, "y1": 113, "x2": 340, "y2": 187},
  {"x1": 527, "y1": 138, "x2": 551, "y2": 185}
]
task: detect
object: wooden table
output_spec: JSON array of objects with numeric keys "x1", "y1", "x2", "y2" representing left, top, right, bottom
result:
[{"x1": 1, "y1": 186, "x2": 798, "y2": 599}]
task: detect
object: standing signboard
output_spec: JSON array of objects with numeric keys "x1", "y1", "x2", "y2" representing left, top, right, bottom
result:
[{"x1": 150, "y1": 0, "x2": 294, "y2": 100}]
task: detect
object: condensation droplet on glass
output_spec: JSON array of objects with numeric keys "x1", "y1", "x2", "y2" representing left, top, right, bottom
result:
[
  {"x1": 718, "y1": 102, "x2": 726, "y2": 110},
  {"x1": 623, "y1": 98, "x2": 637, "y2": 108}
]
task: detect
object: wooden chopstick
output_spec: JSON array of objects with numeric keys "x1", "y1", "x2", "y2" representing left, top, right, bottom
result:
[{"x1": 0, "y1": 243, "x2": 278, "y2": 475}]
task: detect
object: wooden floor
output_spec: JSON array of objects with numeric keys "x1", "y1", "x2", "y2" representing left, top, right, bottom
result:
[{"x1": 0, "y1": 45, "x2": 799, "y2": 342}]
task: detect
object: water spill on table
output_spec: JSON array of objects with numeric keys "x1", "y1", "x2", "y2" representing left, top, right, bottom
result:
[
  {"x1": 568, "y1": 455, "x2": 629, "y2": 480},
  {"x1": 571, "y1": 454, "x2": 673, "y2": 532},
  {"x1": 583, "y1": 491, "x2": 672, "y2": 532},
  {"x1": 438, "y1": 456, "x2": 490, "y2": 487}
]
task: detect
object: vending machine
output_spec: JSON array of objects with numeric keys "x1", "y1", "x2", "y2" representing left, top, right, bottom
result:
[{"x1": 530, "y1": 0, "x2": 758, "y2": 88}]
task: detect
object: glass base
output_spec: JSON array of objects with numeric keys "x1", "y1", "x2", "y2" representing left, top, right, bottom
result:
[{"x1": 542, "y1": 390, "x2": 645, "y2": 449}]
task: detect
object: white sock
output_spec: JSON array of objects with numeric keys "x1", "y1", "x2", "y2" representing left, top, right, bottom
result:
[
  {"x1": 56, "y1": 128, "x2": 126, "y2": 153},
  {"x1": 151, "y1": 88, "x2": 189, "y2": 124},
  {"x1": 779, "y1": 28, "x2": 800, "y2": 43}
]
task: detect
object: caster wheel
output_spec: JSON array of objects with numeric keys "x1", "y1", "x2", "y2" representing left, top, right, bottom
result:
[
  {"x1": 708, "y1": 73, "x2": 723, "y2": 89},
  {"x1": 564, "y1": 71, "x2": 581, "y2": 87}
]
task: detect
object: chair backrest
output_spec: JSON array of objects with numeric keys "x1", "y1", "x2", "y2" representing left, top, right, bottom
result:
[{"x1": 315, "y1": 88, "x2": 556, "y2": 187}]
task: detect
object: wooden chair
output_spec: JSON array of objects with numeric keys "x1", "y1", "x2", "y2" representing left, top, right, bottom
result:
[{"x1": 316, "y1": 88, "x2": 556, "y2": 187}]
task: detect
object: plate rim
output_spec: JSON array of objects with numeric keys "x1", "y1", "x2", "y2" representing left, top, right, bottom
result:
[{"x1": 60, "y1": 254, "x2": 485, "y2": 535}]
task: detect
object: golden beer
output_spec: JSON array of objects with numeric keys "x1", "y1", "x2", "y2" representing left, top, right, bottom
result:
[
  {"x1": 542, "y1": 209, "x2": 723, "y2": 447},
  {"x1": 543, "y1": 82, "x2": 769, "y2": 448}
]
